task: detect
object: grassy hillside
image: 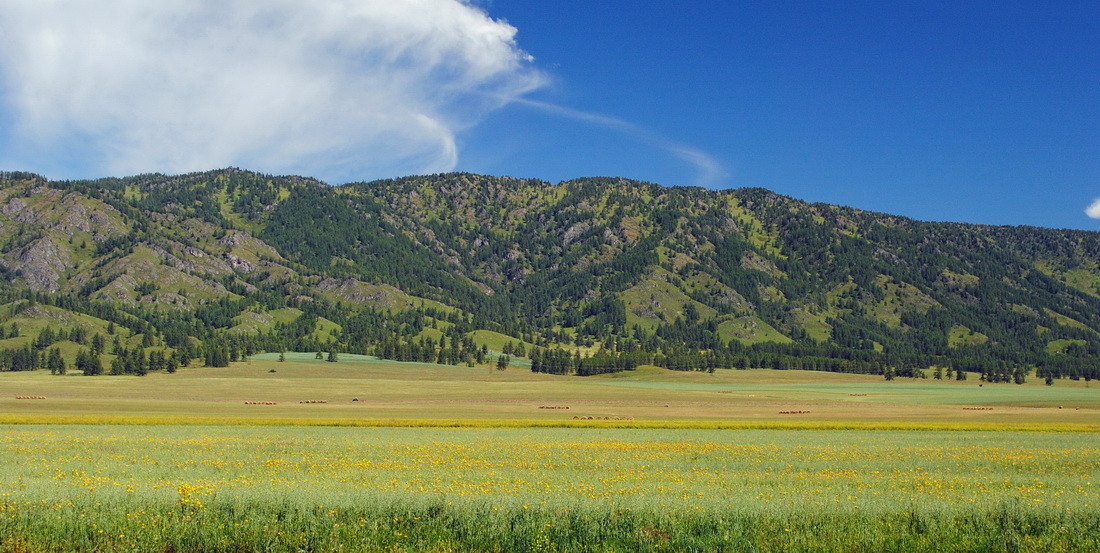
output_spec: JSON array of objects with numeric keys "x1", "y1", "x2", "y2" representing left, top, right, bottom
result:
[{"x1": 1, "y1": 169, "x2": 1100, "y2": 384}]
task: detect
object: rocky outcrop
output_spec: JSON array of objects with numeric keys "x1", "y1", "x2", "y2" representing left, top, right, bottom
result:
[
  {"x1": 2, "y1": 197, "x2": 27, "y2": 217},
  {"x1": 317, "y1": 277, "x2": 394, "y2": 304},
  {"x1": 218, "y1": 230, "x2": 283, "y2": 260},
  {"x1": 55, "y1": 195, "x2": 126, "y2": 241},
  {"x1": 2, "y1": 236, "x2": 72, "y2": 292},
  {"x1": 224, "y1": 253, "x2": 256, "y2": 273}
]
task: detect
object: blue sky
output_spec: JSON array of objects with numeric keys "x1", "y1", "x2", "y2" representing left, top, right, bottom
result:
[
  {"x1": 468, "y1": 1, "x2": 1100, "y2": 229},
  {"x1": 0, "y1": 1, "x2": 1097, "y2": 229}
]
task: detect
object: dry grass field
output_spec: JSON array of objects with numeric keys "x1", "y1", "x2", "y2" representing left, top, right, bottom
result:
[{"x1": 1, "y1": 353, "x2": 1096, "y2": 428}]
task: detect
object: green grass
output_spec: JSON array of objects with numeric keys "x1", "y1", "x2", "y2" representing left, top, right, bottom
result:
[
  {"x1": 867, "y1": 276, "x2": 939, "y2": 327},
  {"x1": 86, "y1": 245, "x2": 237, "y2": 306},
  {"x1": 789, "y1": 307, "x2": 832, "y2": 342},
  {"x1": 594, "y1": 376, "x2": 1100, "y2": 408},
  {"x1": 620, "y1": 267, "x2": 717, "y2": 332},
  {"x1": 949, "y1": 324, "x2": 990, "y2": 347},
  {"x1": 311, "y1": 316, "x2": 342, "y2": 342},
  {"x1": 0, "y1": 303, "x2": 122, "y2": 363},
  {"x1": 718, "y1": 316, "x2": 792, "y2": 345},
  {"x1": 1, "y1": 358, "x2": 1099, "y2": 551},
  {"x1": 1048, "y1": 339, "x2": 1087, "y2": 355},
  {"x1": 314, "y1": 280, "x2": 455, "y2": 313},
  {"x1": 1036, "y1": 260, "x2": 1100, "y2": 298},
  {"x1": 230, "y1": 307, "x2": 303, "y2": 334},
  {"x1": 1045, "y1": 308, "x2": 1099, "y2": 335},
  {"x1": 940, "y1": 269, "x2": 980, "y2": 289},
  {"x1": 413, "y1": 327, "x2": 445, "y2": 344},
  {"x1": 1062, "y1": 267, "x2": 1100, "y2": 297},
  {"x1": 1, "y1": 425, "x2": 1096, "y2": 552},
  {"x1": 726, "y1": 197, "x2": 785, "y2": 258},
  {"x1": 467, "y1": 329, "x2": 537, "y2": 355},
  {"x1": 682, "y1": 271, "x2": 751, "y2": 312}
]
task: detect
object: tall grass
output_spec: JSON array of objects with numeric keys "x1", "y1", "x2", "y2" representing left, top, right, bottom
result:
[
  {"x1": 5, "y1": 496, "x2": 1096, "y2": 552},
  {"x1": 1, "y1": 426, "x2": 1097, "y2": 552}
]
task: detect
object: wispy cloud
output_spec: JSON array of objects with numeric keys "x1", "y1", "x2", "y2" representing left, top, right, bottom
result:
[
  {"x1": 511, "y1": 98, "x2": 727, "y2": 188},
  {"x1": 1086, "y1": 198, "x2": 1100, "y2": 219},
  {"x1": 0, "y1": 0, "x2": 543, "y2": 182}
]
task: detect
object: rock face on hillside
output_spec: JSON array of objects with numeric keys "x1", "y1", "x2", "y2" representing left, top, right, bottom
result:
[
  {"x1": 225, "y1": 253, "x2": 257, "y2": 273},
  {"x1": 317, "y1": 277, "x2": 411, "y2": 307},
  {"x1": 54, "y1": 194, "x2": 127, "y2": 242},
  {"x1": 2, "y1": 236, "x2": 72, "y2": 292}
]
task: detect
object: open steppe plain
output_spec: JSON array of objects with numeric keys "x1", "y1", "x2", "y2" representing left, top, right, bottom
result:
[
  {"x1": 2, "y1": 353, "x2": 1098, "y2": 427},
  {"x1": 1, "y1": 355, "x2": 1098, "y2": 552}
]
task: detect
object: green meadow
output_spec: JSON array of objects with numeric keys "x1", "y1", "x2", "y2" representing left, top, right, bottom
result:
[
  {"x1": 1, "y1": 356, "x2": 1098, "y2": 551},
  {"x1": 0, "y1": 425, "x2": 1097, "y2": 552}
]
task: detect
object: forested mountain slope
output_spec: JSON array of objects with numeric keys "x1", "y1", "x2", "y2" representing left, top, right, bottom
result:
[{"x1": 1, "y1": 168, "x2": 1098, "y2": 382}]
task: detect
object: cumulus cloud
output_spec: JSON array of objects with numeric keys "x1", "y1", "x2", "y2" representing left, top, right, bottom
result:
[
  {"x1": 0, "y1": 0, "x2": 543, "y2": 182},
  {"x1": 1087, "y1": 199, "x2": 1100, "y2": 219}
]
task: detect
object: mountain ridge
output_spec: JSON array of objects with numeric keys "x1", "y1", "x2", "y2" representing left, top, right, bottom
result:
[{"x1": 1, "y1": 168, "x2": 1098, "y2": 382}]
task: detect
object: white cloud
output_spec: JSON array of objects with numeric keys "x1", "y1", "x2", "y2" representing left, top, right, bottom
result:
[
  {"x1": 0, "y1": 0, "x2": 543, "y2": 182},
  {"x1": 1086, "y1": 198, "x2": 1100, "y2": 219},
  {"x1": 511, "y1": 97, "x2": 727, "y2": 188}
]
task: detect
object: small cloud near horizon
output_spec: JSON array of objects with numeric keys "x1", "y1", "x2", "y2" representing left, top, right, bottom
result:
[{"x1": 1086, "y1": 198, "x2": 1100, "y2": 219}]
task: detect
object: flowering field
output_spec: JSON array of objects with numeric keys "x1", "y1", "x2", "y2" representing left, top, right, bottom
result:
[{"x1": 1, "y1": 425, "x2": 1098, "y2": 552}]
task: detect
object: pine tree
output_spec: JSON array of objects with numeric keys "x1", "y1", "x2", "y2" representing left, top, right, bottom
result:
[
  {"x1": 76, "y1": 349, "x2": 103, "y2": 376},
  {"x1": 111, "y1": 355, "x2": 127, "y2": 376},
  {"x1": 48, "y1": 347, "x2": 65, "y2": 375},
  {"x1": 35, "y1": 326, "x2": 55, "y2": 349},
  {"x1": 87, "y1": 354, "x2": 103, "y2": 376}
]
